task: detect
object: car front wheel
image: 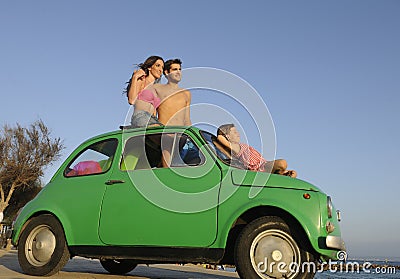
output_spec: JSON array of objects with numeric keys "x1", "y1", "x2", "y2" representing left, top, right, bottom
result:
[
  {"x1": 235, "y1": 216, "x2": 316, "y2": 279},
  {"x1": 18, "y1": 214, "x2": 70, "y2": 276},
  {"x1": 100, "y1": 259, "x2": 137, "y2": 275}
]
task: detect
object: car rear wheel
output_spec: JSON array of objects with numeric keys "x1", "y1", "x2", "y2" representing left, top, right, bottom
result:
[
  {"x1": 100, "y1": 259, "x2": 137, "y2": 275},
  {"x1": 235, "y1": 216, "x2": 316, "y2": 279},
  {"x1": 18, "y1": 214, "x2": 70, "y2": 276}
]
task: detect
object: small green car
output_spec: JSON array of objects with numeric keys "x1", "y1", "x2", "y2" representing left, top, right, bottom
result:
[{"x1": 12, "y1": 126, "x2": 345, "y2": 279}]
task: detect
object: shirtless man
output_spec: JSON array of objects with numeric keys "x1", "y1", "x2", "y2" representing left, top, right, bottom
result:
[
  {"x1": 154, "y1": 59, "x2": 191, "y2": 126},
  {"x1": 152, "y1": 59, "x2": 192, "y2": 166}
]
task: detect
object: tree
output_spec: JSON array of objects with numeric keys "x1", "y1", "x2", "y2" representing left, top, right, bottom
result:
[
  {"x1": 0, "y1": 120, "x2": 63, "y2": 223},
  {"x1": 3, "y1": 180, "x2": 42, "y2": 221}
]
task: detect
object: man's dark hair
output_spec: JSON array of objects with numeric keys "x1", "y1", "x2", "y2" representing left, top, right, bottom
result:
[
  {"x1": 164, "y1": 58, "x2": 182, "y2": 76},
  {"x1": 217, "y1": 124, "x2": 235, "y2": 138}
]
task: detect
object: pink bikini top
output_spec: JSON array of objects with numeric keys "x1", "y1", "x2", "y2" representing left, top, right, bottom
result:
[{"x1": 136, "y1": 89, "x2": 161, "y2": 109}]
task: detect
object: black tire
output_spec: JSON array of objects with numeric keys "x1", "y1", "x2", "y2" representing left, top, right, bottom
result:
[
  {"x1": 17, "y1": 214, "x2": 70, "y2": 276},
  {"x1": 100, "y1": 259, "x2": 137, "y2": 275},
  {"x1": 235, "y1": 216, "x2": 316, "y2": 279}
]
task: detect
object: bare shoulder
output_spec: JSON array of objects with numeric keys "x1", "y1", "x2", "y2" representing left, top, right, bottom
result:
[
  {"x1": 177, "y1": 89, "x2": 191, "y2": 103},
  {"x1": 153, "y1": 83, "x2": 166, "y2": 95},
  {"x1": 153, "y1": 83, "x2": 164, "y2": 90}
]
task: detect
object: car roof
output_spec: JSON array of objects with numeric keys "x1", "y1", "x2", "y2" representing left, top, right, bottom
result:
[{"x1": 84, "y1": 126, "x2": 203, "y2": 143}]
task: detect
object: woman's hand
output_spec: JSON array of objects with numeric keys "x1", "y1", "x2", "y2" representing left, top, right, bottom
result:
[
  {"x1": 128, "y1": 69, "x2": 146, "y2": 105},
  {"x1": 133, "y1": 69, "x2": 146, "y2": 81}
]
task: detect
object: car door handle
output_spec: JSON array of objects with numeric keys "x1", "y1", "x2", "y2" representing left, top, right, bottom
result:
[{"x1": 105, "y1": 180, "x2": 125, "y2": 185}]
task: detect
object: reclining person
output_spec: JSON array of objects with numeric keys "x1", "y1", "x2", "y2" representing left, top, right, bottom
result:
[{"x1": 216, "y1": 124, "x2": 297, "y2": 178}]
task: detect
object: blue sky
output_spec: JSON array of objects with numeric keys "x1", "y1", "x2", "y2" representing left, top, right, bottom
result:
[{"x1": 1, "y1": 1, "x2": 399, "y2": 259}]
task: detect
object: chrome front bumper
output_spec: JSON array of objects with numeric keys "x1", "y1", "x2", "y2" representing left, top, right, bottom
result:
[{"x1": 326, "y1": 235, "x2": 346, "y2": 251}]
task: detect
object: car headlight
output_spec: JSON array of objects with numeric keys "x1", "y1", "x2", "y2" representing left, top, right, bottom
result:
[{"x1": 327, "y1": 196, "x2": 333, "y2": 218}]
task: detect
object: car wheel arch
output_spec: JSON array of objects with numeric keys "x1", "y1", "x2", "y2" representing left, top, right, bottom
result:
[
  {"x1": 220, "y1": 205, "x2": 317, "y2": 265},
  {"x1": 16, "y1": 211, "x2": 71, "y2": 247}
]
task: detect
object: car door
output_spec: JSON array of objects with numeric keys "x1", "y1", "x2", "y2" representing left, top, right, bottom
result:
[
  {"x1": 51, "y1": 137, "x2": 118, "y2": 245},
  {"x1": 98, "y1": 131, "x2": 222, "y2": 247}
]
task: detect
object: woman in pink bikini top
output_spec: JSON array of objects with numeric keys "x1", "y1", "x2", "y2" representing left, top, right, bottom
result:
[
  {"x1": 125, "y1": 56, "x2": 164, "y2": 128},
  {"x1": 136, "y1": 89, "x2": 161, "y2": 109}
]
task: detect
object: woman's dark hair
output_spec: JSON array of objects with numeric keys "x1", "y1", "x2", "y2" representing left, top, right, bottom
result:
[
  {"x1": 138, "y1": 55, "x2": 164, "y2": 76},
  {"x1": 124, "y1": 55, "x2": 164, "y2": 96}
]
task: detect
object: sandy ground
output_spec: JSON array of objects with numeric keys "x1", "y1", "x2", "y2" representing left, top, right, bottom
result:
[{"x1": 0, "y1": 249, "x2": 239, "y2": 279}]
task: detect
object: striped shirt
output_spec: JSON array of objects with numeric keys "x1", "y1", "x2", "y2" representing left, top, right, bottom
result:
[{"x1": 237, "y1": 143, "x2": 267, "y2": 172}]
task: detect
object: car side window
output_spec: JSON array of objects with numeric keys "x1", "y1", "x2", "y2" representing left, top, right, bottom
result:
[
  {"x1": 120, "y1": 133, "x2": 205, "y2": 171},
  {"x1": 65, "y1": 138, "x2": 118, "y2": 177},
  {"x1": 120, "y1": 135, "x2": 155, "y2": 171},
  {"x1": 169, "y1": 134, "x2": 205, "y2": 167}
]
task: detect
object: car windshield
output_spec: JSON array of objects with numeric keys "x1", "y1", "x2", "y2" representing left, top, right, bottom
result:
[{"x1": 200, "y1": 130, "x2": 246, "y2": 170}]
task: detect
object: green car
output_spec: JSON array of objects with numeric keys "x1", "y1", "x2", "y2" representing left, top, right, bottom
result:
[{"x1": 12, "y1": 126, "x2": 345, "y2": 279}]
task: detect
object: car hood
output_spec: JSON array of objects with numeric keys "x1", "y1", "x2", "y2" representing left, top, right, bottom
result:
[{"x1": 231, "y1": 169, "x2": 320, "y2": 192}]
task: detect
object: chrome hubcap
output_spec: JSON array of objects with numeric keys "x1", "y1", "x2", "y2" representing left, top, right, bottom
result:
[
  {"x1": 250, "y1": 229, "x2": 301, "y2": 279},
  {"x1": 25, "y1": 225, "x2": 56, "y2": 267}
]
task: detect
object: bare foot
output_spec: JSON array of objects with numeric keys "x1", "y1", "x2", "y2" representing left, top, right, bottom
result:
[{"x1": 283, "y1": 170, "x2": 297, "y2": 178}]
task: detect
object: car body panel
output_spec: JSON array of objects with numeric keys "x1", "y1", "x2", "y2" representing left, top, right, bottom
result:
[{"x1": 98, "y1": 154, "x2": 222, "y2": 246}]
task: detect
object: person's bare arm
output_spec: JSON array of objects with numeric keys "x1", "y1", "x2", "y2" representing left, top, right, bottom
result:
[
  {"x1": 127, "y1": 69, "x2": 145, "y2": 105},
  {"x1": 184, "y1": 90, "x2": 192, "y2": 126},
  {"x1": 213, "y1": 139, "x2": 232, "y2": 158},
  {"x1": 216, "y1": 135, "x2": 241, "y2": 155}
]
